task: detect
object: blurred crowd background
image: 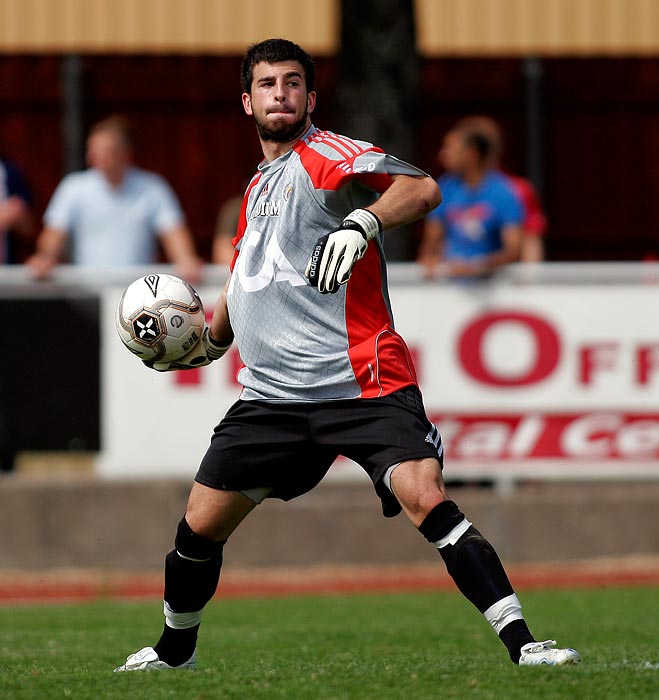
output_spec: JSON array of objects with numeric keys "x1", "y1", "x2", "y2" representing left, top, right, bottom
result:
[{"x1": 1, "y1": 0, "x2": 658, "y2": 267}]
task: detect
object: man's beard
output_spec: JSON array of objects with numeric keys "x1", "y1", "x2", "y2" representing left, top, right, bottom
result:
[{"x1": 255, "y1": 111, "x2": 309, "y2": 143}]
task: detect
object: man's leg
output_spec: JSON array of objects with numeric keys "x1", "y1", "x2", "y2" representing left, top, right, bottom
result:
[
  {"x1": 157, "y1": 483, "x2": 258, "y2": 665},
  {"x1": 115, "y1": 483, "x2": 257, "y2": 671},
  {"x1": 389, "y1": 458, "x2": 579, "y2": 665}
]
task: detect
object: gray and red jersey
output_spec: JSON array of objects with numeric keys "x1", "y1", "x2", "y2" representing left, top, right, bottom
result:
[{"x1": 227, "y1": 124, "x2": 428, "y2": 402}]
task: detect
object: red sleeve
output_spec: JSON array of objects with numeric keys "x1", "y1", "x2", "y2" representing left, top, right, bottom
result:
[
  {"x1": 508, "y1": 175, "x2": 548, "y2": 237},
  {"x1": 294, "y1": 136, "x2": 393, "y2": 194}
]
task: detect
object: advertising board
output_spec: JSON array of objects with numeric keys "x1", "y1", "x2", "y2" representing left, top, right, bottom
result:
[{"x1": 97, "y1": 276, "x2": 659, "y2": 483}]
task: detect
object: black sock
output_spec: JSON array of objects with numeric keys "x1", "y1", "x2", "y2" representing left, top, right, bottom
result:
[
  {"x1": 154, "y1": 623, "x2": 200, "y2": 666},
  {"x1": 419, "y1": 503, "x2": 515, "y2": 613},
  {"x1": 152, "y1": 518, "x2": 225, "y2": 666},
  {"x1": 419, "y1": 503, "x2": 535, "y2": 663},
  {"x1": 499, "y1": 619, "x2": 535, "y2": 664}
]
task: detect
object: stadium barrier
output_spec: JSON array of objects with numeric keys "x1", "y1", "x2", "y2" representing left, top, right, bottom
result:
[
  {"x1": 1, "y1": 477, "x2": 659, "y2": 569},
  {"x1": 1, "y1": 262, "x2": 659, "y2": 489}
]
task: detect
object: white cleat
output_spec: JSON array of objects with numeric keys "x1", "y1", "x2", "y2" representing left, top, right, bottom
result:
[
  {"x1": 113, "y1": 646, "x2": 196, "y2": 672},
  {"x1": 519, "y1": 639, "x2": 581, "y2": 666}
]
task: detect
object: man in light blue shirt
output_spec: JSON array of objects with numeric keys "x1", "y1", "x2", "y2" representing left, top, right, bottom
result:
[{"x1": 27, "y1": 116, "x2": 202, "y2": 281}]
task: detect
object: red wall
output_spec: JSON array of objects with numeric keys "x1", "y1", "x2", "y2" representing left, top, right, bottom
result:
[{"x1": 1, "y1": 55, "x2": 658, "y2": 262}]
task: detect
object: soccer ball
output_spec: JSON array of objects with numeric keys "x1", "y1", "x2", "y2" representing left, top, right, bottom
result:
[{"x1": 116, "y1": 273, "x2": 205, "y2": 363}]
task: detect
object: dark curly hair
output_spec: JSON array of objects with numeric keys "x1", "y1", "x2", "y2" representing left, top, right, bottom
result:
[{"x1": 241, "y1": 38, "x2": 315, "y2": 94}]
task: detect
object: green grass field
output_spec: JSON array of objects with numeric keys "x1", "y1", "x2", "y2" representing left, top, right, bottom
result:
[{"x1": 1, "y1": 587, "x2": 657, "y2": 700}]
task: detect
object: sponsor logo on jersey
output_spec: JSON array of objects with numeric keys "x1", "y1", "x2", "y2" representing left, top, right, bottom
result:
[{"x1": 251, "y1": 200, "x2": 282, "y2": 218}]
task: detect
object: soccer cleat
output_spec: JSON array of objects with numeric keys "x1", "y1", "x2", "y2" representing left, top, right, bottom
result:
[
  {"x1": 518, "y1": 639, "x2": 581, "y2": 666},
  {"x1": 113, "y1": 646, "x2": 196, "y2": 672}
]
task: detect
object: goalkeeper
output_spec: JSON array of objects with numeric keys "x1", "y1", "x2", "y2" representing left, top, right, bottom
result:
[{"x1": 115, "y1": 38, "x2": 580, "y2": 671}]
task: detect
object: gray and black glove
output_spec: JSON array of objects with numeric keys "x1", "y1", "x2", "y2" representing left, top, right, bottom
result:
[
  {"x1": 143, "y1": 326, "x2": 231, "y2": 372},
  {"x1": 305, "y1": 208, "x2": 382, "y2": 294}
]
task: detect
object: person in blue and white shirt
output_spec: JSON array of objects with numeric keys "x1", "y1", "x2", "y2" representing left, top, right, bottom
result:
[
  {"x1": 26, "y1": 116, "x2": 202, "y2": 282},
  {"x1": 418, "y1": 117, "x2": 523, "y2": 279}
]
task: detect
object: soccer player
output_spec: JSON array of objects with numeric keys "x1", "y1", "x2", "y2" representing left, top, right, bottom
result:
[{"x1": 115, "y1": 39, "x2": 580, "y2": 672}]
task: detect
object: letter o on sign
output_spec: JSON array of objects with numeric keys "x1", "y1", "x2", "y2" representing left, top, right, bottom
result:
[{"x1": 458, "y1": 312, "x2": 561, "y2": 386}]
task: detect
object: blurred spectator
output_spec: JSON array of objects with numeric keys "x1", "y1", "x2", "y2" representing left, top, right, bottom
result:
[
  {"x1": 211, "y1": 194, "x2": 243, "y2": 265},
  {"x1": 444, "y1": 116, "x2": 547, "y2": 263},
  {"x1": 0, "y1": 156, "x2": 35, "y2": 473},
  {"x1": 26, "y1": 116, "x2": 202, "y2": 282},
  {"x1": 418, "y1": 116, "x2": 538, "y2": 279},
  {"x1": 0, "y1": 157, "x2": 36, "y2": 264}
]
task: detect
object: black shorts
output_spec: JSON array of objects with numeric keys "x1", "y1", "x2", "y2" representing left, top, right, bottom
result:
[{"x1": 195, "y1": 385, "x2": 443, "y2": 517}]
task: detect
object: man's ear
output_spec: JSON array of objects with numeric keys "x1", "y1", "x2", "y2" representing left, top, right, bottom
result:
[
  {"x1": 242, "y1": 92, "x2": 253, "y2": 116},
  {"x1": 307, "y1": 91, "x2": 316, "y2": 115}
]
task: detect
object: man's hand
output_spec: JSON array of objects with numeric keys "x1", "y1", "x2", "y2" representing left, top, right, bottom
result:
[
  {"x1": 25, "y1": 251, "x2": 58, "y2": 280},
  {"x1": 143, "y1": 326, "x2": 232, "y2": 372},
  {"x1": 305, "y1": 208, "x2": 382, "y2": 294}
]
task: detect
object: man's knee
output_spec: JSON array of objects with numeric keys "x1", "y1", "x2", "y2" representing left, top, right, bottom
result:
[
  {"x1": 388, "y1": 458, "x2": 447, "y2": 521},
  {"x1": 185, "y1": 484, "x2": 256, "y2": 541},
  {"x1": 174, "y1": 517, "x2": 225, "y2": 563}
]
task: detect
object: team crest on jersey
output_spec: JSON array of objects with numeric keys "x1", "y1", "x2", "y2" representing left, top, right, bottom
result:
[{"x1": 283, "y1": 183, "x2": 294, "y2": 201}]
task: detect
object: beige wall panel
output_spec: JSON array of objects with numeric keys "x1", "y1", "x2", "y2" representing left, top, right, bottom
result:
[
  {"x1": 0, "y1": 0, "x2": 337, "y2": 53},
  {"x1": 416, "y1": 0, "x2": 659, "y2": 55},
  {"x1": 0, "y1": 0, "x2": 658, "y2": 54}
]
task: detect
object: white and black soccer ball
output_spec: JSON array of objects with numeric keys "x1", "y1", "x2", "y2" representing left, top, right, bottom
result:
[{"x1": 116, "y1": 273, "x2": 205, "y2": 363}]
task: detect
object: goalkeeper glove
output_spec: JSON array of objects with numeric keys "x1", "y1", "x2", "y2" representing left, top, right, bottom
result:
[
  {"x1": 143, "y1": 326, "x2": 232, "y2": 372},
  {"x1": 305, "y1": 208, "x2": 382, "y2": 294}
]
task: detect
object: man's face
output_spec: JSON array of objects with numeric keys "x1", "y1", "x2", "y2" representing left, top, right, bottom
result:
[
  {"x1": 86, "y1": 130, "x2": 131, "y2": 179},
  {"x1": 438, "y1": 130, "x2": 472, "y2": 175},
  {"x1": 242, "y1": 60, "x2": 316, "y2": 143}
]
